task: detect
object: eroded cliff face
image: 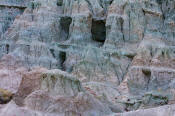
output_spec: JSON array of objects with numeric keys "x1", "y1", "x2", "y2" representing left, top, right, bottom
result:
[{"x1": 0, "y1": 0, "x2": 175, "y2": 115}]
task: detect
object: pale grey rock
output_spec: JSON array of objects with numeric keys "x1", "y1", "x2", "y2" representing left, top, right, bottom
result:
[
  {"x1": 0, "y1": 101, "x2": 58, "y2": 116},
  {"x1": 0, "y1": 6, "x2": 24, "y2": 38},
  {"x1": 109, "y1": 104, "x2": 175, "y2": 116}
]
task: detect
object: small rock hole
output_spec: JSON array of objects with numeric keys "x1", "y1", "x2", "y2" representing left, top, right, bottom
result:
[
  {"x1": 59, "y1": 51, "x2": 66, "y2": 71},
  {"x1": 6, "y1": 44, "x2": 9, "y2": 54},
  {"x1": 142, "y1": 69, "x2": 151, "y2": 76}
]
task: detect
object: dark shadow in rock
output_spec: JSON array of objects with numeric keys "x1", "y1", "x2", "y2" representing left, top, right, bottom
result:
[
  {"x1": 50, "y1": 49, "x2": 55, "y2": 58},
  {"x1": 60, "y1": 16, "x2": 72, "y2": 41},
  {"x1": 91, "y1": 19, "x2": 106, "y2": 45},
  {"x1": 142, "y1": 68, "x2": 151, "y2": 90},
  {"x1": 59, "y1": 51, "x2": 66, "y2": 71},
  {"x1": 6, "y1": 44, "x2": 9, "y2": 54},
  {"x1": 57, "y1": 0, "x2": 63, "y2": 6},
  {"x1": 142, "y1": 69, "x2": 151, "y2": 77}
]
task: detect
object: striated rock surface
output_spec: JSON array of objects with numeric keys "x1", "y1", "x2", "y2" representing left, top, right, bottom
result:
[
  {"x1": 0, "y1": 0, "x2": 32, "y2": 37},
  {"x1": 24, "y1": 70, "x2": 112, "y2": 116},
  {"x1": 0, "y1": 0, "x2": 175, "y2": 115}
]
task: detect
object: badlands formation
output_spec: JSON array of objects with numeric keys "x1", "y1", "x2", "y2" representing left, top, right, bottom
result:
[{"x1": 0, "y1": 0, "x2": 175, "y2": 115}]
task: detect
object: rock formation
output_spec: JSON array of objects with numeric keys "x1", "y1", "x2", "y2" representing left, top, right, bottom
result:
[{"x1": 0, "y1": 0, "x2": 175, "y2": 115}]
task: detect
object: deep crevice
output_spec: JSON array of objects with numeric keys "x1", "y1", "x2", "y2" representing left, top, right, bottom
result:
[
  {"x1": 50, "y1": 49, "x2": 55, "y2": 58},
  {"x1": 0, "y1": 4, "x2": 26, "y2": 9},
  {"x1": 91, "y1": 19, "x2": 106, "y2": 44},
  {"x1": 60, "y1": 16, "x2": 72, "y2": 41},
  {"x1": 59, "y1": 51, "x2": 66, "y2": 71},
  {"x1": 6, "y1": 44, "x2": 9, "y2": 54},
  {"x1": 120, "y1": 17, "x2": 125, "y2": 42}
]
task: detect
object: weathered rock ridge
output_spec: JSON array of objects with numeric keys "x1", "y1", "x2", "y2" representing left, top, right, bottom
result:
[{"x1": 0, "y1": 0, "x2": 175, "y2": 115}]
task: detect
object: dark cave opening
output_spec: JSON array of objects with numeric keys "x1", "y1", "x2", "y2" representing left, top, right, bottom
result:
[
  {"x1": 91, "y1": 19, "x2": 106, "y2": 44},
  {"x1": 59, "y1": 51, "x2": 66, "y2": 71},
  {"x1": 6, "y1": 44, "x2": 9, "y2": 54},
  {"x1": 60, "y1": 16, "x2": 72, "y2": 41}
]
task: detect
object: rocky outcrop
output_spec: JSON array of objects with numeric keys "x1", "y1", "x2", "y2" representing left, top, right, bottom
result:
[
  {"x1": 24, "y1": 70, "x2": 112, "y2": 116},
  {"x1": 0, "y1": 55, "x2": 112, "y2": 115}
]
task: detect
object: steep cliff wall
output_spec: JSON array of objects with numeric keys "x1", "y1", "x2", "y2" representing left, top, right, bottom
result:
[{"x1": 0, "y1": 0, "x2": 175, "y2": 115}]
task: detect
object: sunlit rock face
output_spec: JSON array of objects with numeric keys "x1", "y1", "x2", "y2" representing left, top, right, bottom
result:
[{"x1": 0, "y1": 0, "x2": 175, "y2": 115}]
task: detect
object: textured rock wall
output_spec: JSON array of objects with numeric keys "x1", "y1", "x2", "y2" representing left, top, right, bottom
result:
[
  {"x1": 0, "y1": 0, "x2": 175, "y2": 115},
  {"x1": 0, "y1": 1, "x2": 27, "y2": 38}
]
